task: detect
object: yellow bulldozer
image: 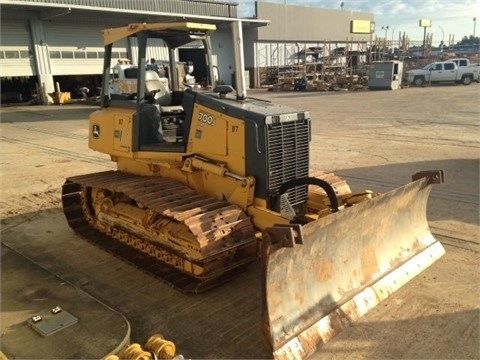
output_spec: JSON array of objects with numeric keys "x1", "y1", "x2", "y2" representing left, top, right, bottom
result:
[{"x1": 62, "y1": 21, "x2": 445, "y2": 359}]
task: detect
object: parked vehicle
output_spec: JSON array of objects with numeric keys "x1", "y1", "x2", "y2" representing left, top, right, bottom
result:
[
  {"x1": 61, "y1": 22, "x2": 445, "y2": 360},
  {"x1": 451, "y1": 58, "x2": 480, "y2": 82},
  {"x1": 450, "y1": 58, "x2": 472, "y2": 67},
  {"x1": 405, "y1": 60, "x2": 479, "y2": 86}
]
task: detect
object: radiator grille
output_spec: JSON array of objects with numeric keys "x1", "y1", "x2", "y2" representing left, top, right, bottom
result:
[{"x1": 266, "y1": 118, "x2": 310, "y2": 208}]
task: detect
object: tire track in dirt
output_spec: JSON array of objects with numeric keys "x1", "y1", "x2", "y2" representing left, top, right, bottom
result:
[
  {"x1": 6, "y1": 123, "x2": 87, "y2": 140},
  {"x1": 1, "y1": 130, "x2": 113, "y2": 219},
  {"x1": 1, "y1": 135, "x2": 114, "y2": 167},
  {"x1": 314, "y1": 131, "x2": 479, "y2": 149},
  {"x1": 0, "y1": 189, "x2": 61, "y2": 224},
  {"x1": 340, "y1": 174, "x2": 479, "y2": 205}
]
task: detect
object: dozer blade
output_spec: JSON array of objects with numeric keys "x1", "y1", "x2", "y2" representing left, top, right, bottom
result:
[{"x1": 262, "y1": 171, "x2": 445, "y2": 360}]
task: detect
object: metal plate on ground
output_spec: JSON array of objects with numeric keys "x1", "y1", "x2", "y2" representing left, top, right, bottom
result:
[{"x1": 27, "y1": 307, "x2": 78, "y2": 337}]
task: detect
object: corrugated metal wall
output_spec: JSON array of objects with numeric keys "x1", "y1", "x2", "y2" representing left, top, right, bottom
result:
[
  {"x1": 256, "y1": 2, "x2": 373, "y2": 42},
  {"x1": 129, "y1": 37, "x2": 170, "y2": 65},
  {"x1": 1, "y1": 4, "x2": 232, "y2": 81},
  {"x1": 6, "y1": 0, "x2": 237, "y2": 17},
  {"x1": 0, "y1": 16, "x2": 36, "y2": 77},
  {"x1": 210, "y1": 30, "x2": 234, "y2": 85},
  {"x1": 44, "y1": 21, "x2": 128, "y2": 75}
]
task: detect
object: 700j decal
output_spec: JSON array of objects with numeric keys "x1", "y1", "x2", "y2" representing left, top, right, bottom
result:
[{"x1": 198, "y1": 112, "x2": 216, "y2": 126}]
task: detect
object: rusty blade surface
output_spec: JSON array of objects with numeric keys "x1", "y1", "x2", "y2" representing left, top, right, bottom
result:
[{"x1": 263, "y1": 177, "x2": 445, "y2": 359}]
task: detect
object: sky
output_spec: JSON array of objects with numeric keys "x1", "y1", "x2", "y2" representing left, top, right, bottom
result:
[{"x1": 236, "y1": 0, "x2": 479, "y2": 44}]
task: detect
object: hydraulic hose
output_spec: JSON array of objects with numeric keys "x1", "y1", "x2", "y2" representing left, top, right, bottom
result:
[{"x1": 278, "y1": 177, "x2": 339, "y2": 212}]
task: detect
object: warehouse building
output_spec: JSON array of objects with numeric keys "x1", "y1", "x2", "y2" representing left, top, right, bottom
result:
[
  {"x1": 0, "y1": 0, "x2": 374, "y2": 103},
  {"x1": 246, "y1": 3, "x2": 374, "y2": 87}
]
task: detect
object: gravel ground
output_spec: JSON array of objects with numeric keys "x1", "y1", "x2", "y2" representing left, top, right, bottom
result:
[{"x1": 1, "y1": 84, "x2": 479, "y2": 359}]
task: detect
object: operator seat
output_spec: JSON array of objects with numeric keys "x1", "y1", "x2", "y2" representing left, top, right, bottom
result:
[
  {"x1": 139, "y1": 100, "x2": 164, "y2": 144},
  {"x1": 145, "y1": 70, "x2": 183, "y2": 113}
]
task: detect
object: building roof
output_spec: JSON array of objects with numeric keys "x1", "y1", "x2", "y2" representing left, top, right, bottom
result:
[{"x1": 0, "y1": 0, "x2": 269, "y2": 27}]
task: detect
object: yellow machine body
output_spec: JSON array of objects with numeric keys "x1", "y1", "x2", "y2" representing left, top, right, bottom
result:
[
  {"x1": 61, "y1": 21, "x2": 446, "y2": 359},
  {"x1": 88, "y1": 103, "x2": 256, "y2": 212}
]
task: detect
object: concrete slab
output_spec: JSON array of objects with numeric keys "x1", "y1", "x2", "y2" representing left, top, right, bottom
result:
[{"x1": 1, "y1": 244, "x2": 130, "y2": 359}]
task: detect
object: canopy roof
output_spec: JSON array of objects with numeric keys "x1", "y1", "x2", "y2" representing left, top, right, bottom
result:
[{"x1": 103, "y1": 22, "x2": 217, "y2": 47}]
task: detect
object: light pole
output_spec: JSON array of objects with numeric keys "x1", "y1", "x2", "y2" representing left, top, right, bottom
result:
[
  {"x1": 419, "y1": 19, "x2": 432, "y2": 57},
  {"x1": 381, "y1": 26, "x2": 389, "y2": 59},
  {"x1": 474, "y1": 17, "x2": 477, "y2": 38},
  {"x1": 438, "y1": 25, "x2": 444, "y2": 52},
  {"x1": 391, "y1": 24, "x2": 399, "y2": 54},
  {"x1": 381, "y1": 25, "x2": 389, "y2": 39}
]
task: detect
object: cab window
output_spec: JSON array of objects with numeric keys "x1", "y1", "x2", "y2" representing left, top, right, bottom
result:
[{"x1": 444, "y1": 63, "x2": 455, "y2": 70}]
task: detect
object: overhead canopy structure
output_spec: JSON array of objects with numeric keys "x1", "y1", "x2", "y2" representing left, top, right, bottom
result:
[
  {"x1": 0, "y1": 0, "x2": 268, "y2": 102},
  {"x1": 103, "y1": 22, "x2": 217, "y2": 47}
]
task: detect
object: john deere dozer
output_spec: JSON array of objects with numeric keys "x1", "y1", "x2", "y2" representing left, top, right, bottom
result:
[{"x1": 61, "y1": 21, "x2": 445, "y2": 359}]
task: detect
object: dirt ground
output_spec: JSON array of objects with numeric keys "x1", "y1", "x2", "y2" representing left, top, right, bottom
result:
[{"x1": 1, "y1": 84, "x2": 479, "y2": 359}]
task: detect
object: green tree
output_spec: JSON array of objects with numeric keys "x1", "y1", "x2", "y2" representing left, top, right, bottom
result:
[{"x1": 456, "y1": 35, "x2": 480, "y2": 45}]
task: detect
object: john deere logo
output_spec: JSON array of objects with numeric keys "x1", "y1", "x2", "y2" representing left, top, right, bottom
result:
[{"x1": 92, "y1": 124, "x2": 100, "y2": 138}]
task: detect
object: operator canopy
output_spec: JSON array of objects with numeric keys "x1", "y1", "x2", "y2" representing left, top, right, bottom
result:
[{"x1": 103, "y1": 22, "x2": 216, "y2": 48}]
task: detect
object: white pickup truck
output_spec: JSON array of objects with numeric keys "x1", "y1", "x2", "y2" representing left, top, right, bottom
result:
[
  {"x1": 405, "y1": 59, "x2": 479, "y2": 86},
  {"x1": 451, "y1": 58, "x2": 480, "y2": 81}
]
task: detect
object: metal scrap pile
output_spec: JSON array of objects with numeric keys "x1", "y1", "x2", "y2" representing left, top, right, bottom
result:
[{"x1": 269, "y1": 70, "x2": 368, "y2": 92}]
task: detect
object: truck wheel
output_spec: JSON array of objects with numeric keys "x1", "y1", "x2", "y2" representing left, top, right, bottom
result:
[
  {"x1": 414, "y1": 76, "x2": 425, "y2": 86},
  {"x1": 461, "y1": 75, "x2": 472, "y2": 85}
]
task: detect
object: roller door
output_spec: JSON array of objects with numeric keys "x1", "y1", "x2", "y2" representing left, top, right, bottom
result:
[
  {"x1": 43, "y1": 21, "x2": 128, "y2": 75},
  {"x1": 0, "y1": 19, "x2": 36, "y2": 77}
]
